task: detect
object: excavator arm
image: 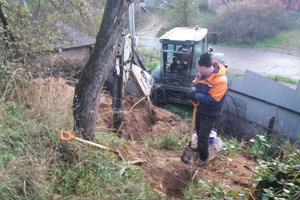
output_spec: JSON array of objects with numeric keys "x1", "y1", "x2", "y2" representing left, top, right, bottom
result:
[{"x1": 112, "y1": 33, "x2": 154, "y2": 133}]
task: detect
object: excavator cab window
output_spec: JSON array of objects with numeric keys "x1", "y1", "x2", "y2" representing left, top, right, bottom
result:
[{"x1": 160, "y1": 43, "x2": 194, "y2": 78}]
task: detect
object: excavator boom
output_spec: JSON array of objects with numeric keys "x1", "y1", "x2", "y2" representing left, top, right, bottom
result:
[{"x1": 112, "y1": 33, "x2": 154, "y2": 132}]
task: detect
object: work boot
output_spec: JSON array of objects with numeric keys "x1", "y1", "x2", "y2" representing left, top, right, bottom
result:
[{"x1": 195, "y1": 158, "x2": 206, "y2": 166}]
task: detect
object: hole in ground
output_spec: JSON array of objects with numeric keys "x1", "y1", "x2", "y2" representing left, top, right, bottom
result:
[{"x1": 163, "y1": 169, "x2": 192, "y2": 198}]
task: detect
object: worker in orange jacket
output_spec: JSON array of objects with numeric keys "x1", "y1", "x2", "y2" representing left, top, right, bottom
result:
[{"x1": 189, "y1": 52, "x2": 228, "y2": 166}]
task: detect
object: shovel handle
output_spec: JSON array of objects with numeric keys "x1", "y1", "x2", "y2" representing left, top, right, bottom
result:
[
  {"x1": 189, "y1": 101, "x2": 200, "y2": 144},
  {"x1": 60, "y1": 131, "x2": 110, "y2": 150},
  {"x1": 60, "y1": 131, "x2": 120, "y2": 156}
]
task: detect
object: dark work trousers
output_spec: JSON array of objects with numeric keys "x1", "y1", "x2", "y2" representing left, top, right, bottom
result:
[{"x1": 195, "y1": 112, "x2": 219, "y2": 161}]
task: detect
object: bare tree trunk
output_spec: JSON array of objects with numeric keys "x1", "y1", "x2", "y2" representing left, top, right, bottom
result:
[
  {"x1": 0, "y1": 2, "x2": 12, "y2": 43},
  {"x1": 73, "y1": 0, "x2": 132, "y2": 141},
  {"x1": 0, "y1": 2, "x2": 19, "y2": 56}
]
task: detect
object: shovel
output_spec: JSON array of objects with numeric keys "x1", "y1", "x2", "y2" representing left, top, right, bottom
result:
[
  {"x1": 60, "y1": 131, "x2": 124, "y2": 160},
  {"x1": 181, "y1": 101, "x2": 199, "y2": 164}
]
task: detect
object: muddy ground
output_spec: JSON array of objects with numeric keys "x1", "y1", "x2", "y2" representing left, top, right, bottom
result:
[{"x1": 26, "y1": 77, "x2": 256, "y2": 199}]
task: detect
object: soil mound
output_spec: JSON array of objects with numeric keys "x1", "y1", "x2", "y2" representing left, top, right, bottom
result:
[
  {"x1": 25, "y1": 77, "x2": 189, "y2": 140},
  {"x1": 97, "y1": 92, "x2": 189, "y2": 140}
]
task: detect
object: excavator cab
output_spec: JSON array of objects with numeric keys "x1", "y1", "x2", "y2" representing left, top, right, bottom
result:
[
  {"x1": 165, "y1": 44, "x2": 193, "y2": 75},
  {"x1": 151, "y1": 27, "x2": 210, "y2": 105}
]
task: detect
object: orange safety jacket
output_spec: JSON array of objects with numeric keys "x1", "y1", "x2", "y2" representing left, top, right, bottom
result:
[{"x1": 192, "y1": 61, "x2": 228, "y2": 116}]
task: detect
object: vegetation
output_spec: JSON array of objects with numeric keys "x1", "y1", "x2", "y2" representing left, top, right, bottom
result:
[
  {"x1": 0, "y1": 92, "x2": 165, "y2": 199},
  {"x1": 166, "y1": 0, "x2": 203, "y2": 27},
  {"x1": 211, "y1": 1, "x2": 289, "y2": 42},
  {"x1": 253, "y1": 29, "x2": 300, "y2": 55},
  {"x1": 150, "y1": 0, "x2": 300, "y2": 54},
  {"x1": 181, "y1": 134, "x2": 300, "y2": 199},
  {"x1": 136, "y1": 48, "x2": 160, "y2": 72},
  {"x1": 1, "y1": 71, "x2": 300, "y2": 199},
  {"x1": 268, "y1": 75, "x2": 298, "y2": 85},
  {"x1": 0, "y1": 0, "x2": 299, "y2": 199},
  {"x1": 162, "y1": 103, "x2": 193, "y2": 121},
  {"x1": 250, "y1": 135, "x2": 300, "y2": 200},
  {"x1": 147, "y1": 131, "x2": 185, "y2": 150},
  {"x1": 209, "y1": 0, "x2": 300, "y2": 52},
  {"x1": 0, "y1": 0, "x2": 104, "y2": 60}
]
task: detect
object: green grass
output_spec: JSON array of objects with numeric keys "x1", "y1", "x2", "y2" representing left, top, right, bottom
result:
[
  {"x1": 228, "y1": 72, "x2": 298, "y2": 85},
  {"x1": 254, "y1": 29, "x2": 300, "y2": 52},
  {"x1": 268, "y1": 75, "x2": 298, "y2": 85},
  {"x1": 161, "y1": 103, "x2": 193, "y2": 122},
  {"x1": 153, "y1": 132, "x2": 186, "y2": 150},
  {"x1": 0, "y1": 101, "x2": 166, "y2": 200},
  {"x1": 136, "y1": 48, "x2": 160, "y2": 72},
  {"x1": 146, "y1": 58, "x2": 160, "y2": 72},
  {"x1": 220, "y1": 29, "x2": 300, "y2": 55},
  {"x1": 156, "y1": 27, "x2": 168, "y2": 38},
  {"x1": 1, "y1": 5, "x2": 300, "y2": 199}
]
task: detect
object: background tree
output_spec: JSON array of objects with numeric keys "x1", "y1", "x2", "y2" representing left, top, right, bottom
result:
[
  {"x1": 153, "y1": 0, "x2": 201, "y2": 27},
  {"x1": 0, "y1": 3, "x2": 16, "y2": 47},
  {"x1": 0, "y1": 0, "x2": 104, "y2": 61},
  {"x1": 73, "y1": 0, "x2": 132, "y2": 140},
  {"x1": 172, "y1": 0, "x2": 201, "y2": 27},
  {"x1": 0, "y1": 0, "x2": 105, "y2": 98}
]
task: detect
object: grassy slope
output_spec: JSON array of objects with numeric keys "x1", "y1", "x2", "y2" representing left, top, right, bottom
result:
[
  {"x1": 254, "y1": 29, "x2": 300, "y2": 56},
  {"x1": 0, "y1": 102, "x2": 167, "y2": 199}
]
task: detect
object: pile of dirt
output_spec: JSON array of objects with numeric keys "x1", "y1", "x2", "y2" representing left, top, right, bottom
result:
[
  {"x1": 97, "y1": 92, "x2": 189, "y2": 140},
  {"x1": 25, "y1": 77, "x2": 189, "y2": 140},
  {"x1": 25, "y1": 77, "x2": 256, "y2": 198}
]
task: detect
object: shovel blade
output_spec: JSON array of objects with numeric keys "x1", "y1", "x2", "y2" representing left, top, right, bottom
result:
[{"x1": 180, "y1": 147, "x2": 194, "y2": 164}]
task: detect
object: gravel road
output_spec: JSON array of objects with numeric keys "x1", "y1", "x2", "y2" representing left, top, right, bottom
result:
[{"x1": 211, "y1": 45, "x2": 300, "y2": 80}]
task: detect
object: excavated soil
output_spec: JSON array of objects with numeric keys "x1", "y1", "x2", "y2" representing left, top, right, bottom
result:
[{"x1": 26, "y1": 77, "x2": 257, "y2": 199}]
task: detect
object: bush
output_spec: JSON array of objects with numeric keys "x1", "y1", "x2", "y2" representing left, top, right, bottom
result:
[
  {"x1": 210, "y1": 1, "x2": 293, "y2": 44},
  {"x1": 246, "y1": 134, "x2": 300, "y2": 199},
  {"x1": 254, "y1": 148, "x2": 300, "y2": 199}
]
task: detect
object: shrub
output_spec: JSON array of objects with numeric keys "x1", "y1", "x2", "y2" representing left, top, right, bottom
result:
[
  {"x1": 210, "y1": 0, "x2": 292, "y2": 44},
  {"x1": 254, "y1": 148, "x2": 300, "y2": 199}
]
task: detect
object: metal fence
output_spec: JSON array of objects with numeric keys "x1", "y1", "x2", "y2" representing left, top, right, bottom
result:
[{"x1": 219, "y1": 70, "x2": 300, "y2": 140}]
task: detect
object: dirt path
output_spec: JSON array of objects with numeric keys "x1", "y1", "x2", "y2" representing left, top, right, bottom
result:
[
  {"x1": 136, "y1": 12, "x2": 163, "y2": 51},
  {"x1": 136, "y1": 12, "x2": 165, "y2": 38}
]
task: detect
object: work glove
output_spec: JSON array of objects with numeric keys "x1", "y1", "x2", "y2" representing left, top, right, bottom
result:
[{"x1": 188, "y1": 86, "x2": 197, "y2": 102}]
